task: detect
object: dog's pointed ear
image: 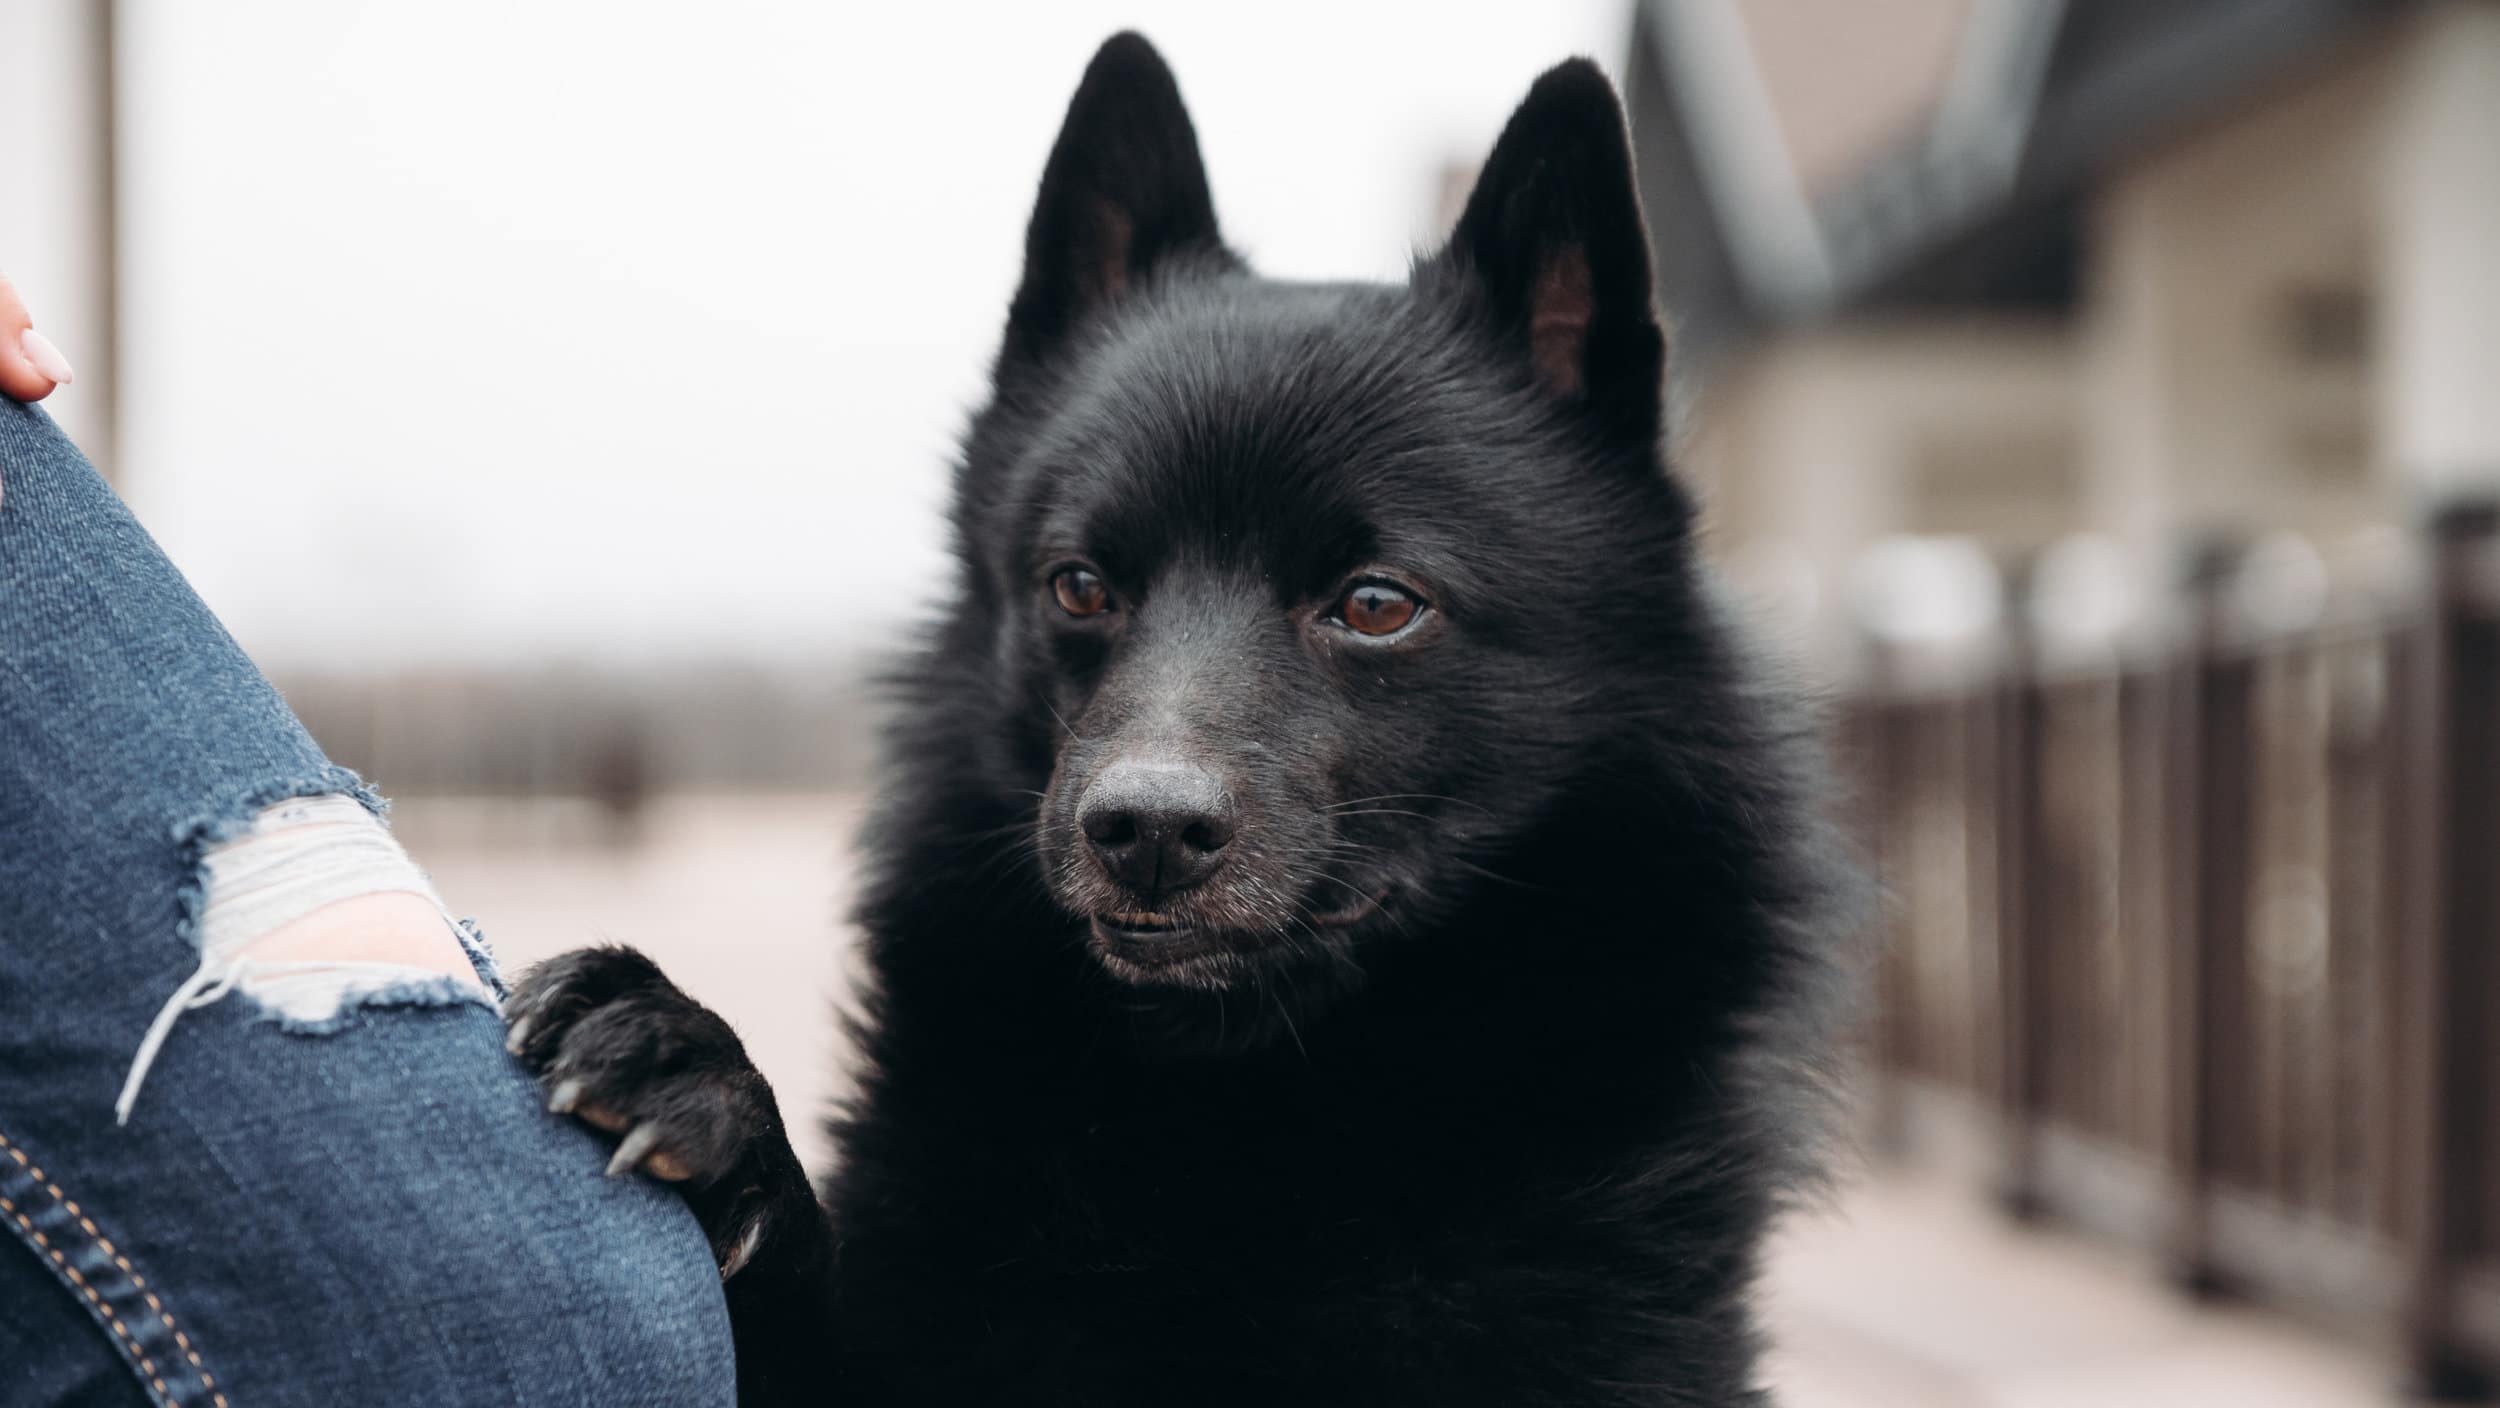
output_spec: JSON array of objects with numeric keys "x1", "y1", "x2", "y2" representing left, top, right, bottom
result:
[
  {"x1": 1004, "y1": 33, "x2": 1224, "y2": 372},
  {"x1": 1441, "y1": 60, "x2": 1665, "y2": 441}
]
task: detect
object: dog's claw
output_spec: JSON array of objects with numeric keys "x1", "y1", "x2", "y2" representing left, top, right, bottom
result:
[
  {"x1": 720, "y1": 1220, "x2": 765, "y2": 1279},
  {"x1": 607, "y1": 1121, "x2": 666, "y2": 1178},
  {"x1": 504, "y1": 1015, "x2": 533, "y2": 1056},
  {"x1": 505, "y1": 947, "x2": 769, "y2": 1207}
]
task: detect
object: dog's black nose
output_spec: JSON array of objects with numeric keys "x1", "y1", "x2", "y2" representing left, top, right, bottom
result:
[{"x1": 1078, "y1": 760, "x2": 1236, "y2": 898}]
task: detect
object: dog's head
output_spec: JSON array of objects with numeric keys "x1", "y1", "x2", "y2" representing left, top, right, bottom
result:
[{"x1": 962, "y1": 35, "x2": 1704, "y2": 990}]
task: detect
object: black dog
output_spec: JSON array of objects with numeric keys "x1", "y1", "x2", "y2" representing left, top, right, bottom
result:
[{"x1": 505, "y1": 33, "x2": 1855, "y2": 1406}]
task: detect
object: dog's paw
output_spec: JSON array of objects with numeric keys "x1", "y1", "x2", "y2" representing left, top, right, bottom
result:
[{"x1": 503, "y1": 946, "x2": 771, "y2": 1191}]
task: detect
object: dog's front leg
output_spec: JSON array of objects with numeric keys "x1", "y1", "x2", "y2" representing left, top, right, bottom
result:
[{"x1": 504, "y1": 945, "x2": 837, "y2": 1406}]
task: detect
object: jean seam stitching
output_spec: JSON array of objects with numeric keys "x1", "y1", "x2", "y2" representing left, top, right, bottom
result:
[{"x1": 0, "y1": 1122, "x2": 229, "y2": 1408}]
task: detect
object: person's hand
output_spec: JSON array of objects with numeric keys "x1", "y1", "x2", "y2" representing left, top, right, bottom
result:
[{"x1": 0, "y1": 274, "x2": 76, "y2": 401}]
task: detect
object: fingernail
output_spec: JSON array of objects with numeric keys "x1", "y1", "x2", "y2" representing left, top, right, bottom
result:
[{"x1": 22, "y1": 328, "x2": 73, "y2": 386}]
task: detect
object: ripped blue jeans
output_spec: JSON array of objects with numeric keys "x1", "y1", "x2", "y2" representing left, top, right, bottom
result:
[{"x1": 0, "y1": 400, "x2": 736, "y2": 1405}]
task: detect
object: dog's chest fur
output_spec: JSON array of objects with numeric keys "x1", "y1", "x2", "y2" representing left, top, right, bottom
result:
[{"x1": 821, "y1": 847, "x2": 1806, "y2": 1406}]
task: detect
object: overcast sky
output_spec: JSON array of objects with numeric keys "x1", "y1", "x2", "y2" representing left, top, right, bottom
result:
[{"x1": 112, "y1": 0, "x2": 1630, "y2": 669}]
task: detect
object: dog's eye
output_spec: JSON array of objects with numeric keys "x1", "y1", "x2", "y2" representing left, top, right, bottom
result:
[
  {"x1": 1336, "y1": 581, "x2": 1420, "y2": 637},
  {"x1": 1051, "y1": 567, "x2": 1113, "y2": 618}
]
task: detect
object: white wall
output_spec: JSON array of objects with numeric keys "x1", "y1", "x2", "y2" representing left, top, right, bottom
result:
[
  {"x1": 2378, "y1": 0, "x2": 2500, "y2": 495},
  {"x1": 0, "y1": 0, "x2": 115, "y2": 463},
  {"x1": 2082, "y1": 27, "x2": 2395, "y2": 555},
  {"x1": 1688, "y1": 317, "x2": 2076, "y2": 651}
]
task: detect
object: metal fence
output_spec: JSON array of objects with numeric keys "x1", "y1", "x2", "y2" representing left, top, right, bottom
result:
[{"x1": 1846, "y1": 506, "x2": 2500, "y2": 1399}]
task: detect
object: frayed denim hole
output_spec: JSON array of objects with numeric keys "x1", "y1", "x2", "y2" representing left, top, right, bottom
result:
[
  {"x1": 454, "y1": 916, "x2": 509, "y2": 998},
  {"x1": 120, "y1": 789, "x2": 493, "y2": 1126},
  {"x1": 169, "y1": 765, "x2": 385, "y2": 955}
]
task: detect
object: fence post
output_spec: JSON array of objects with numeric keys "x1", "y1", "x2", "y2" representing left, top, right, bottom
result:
[
  {"x1": 1863, "y1": 663, "x2": 1916, "y2": 1159},
  {"x1": 2396, "y1": 500, "x2": 2500, "y2": 1399},
  {"x1": 1843, "y1": 629, "x2": 1905, "y2": 1155},
  {"x1": 1993, "y1": 586, "x2": 2048, "y2": 1218},
  {"x1": 2163, "y1": 541, "x2": 2248, "y2": 1295}
]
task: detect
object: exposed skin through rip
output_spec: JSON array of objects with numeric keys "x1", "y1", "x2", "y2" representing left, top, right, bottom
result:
[
  {"x1": 117, "y1": 796, "x2": 505, "y2": 1125},
  {"x1": 236, "y1": 891, "x2": 489, "y2": 994}
]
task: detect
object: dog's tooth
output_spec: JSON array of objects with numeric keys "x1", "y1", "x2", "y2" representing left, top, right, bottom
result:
[
  {"x1": 546, "y1": 1077, "x2": 583, "y2": 1114},
  {"x1": 607, "y1": 1122, "x2": 666, "y2": 1178}
]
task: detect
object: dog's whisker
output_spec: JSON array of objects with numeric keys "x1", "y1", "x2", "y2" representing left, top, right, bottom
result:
[
  {"x1": 1325, "y1": 792, "x2": 1494, "y2": 815},
  {"x1": 1040, "y1": 698, "x2": 1084, "y2": 743}
]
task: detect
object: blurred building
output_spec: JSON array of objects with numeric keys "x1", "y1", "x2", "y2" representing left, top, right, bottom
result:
[
  {"x1": 1624, "y1": 0, "x2": 2500, "y2": 661},
  {"x1": 1618, "y1": 2, "x2": 2500, "y2": 1396}
]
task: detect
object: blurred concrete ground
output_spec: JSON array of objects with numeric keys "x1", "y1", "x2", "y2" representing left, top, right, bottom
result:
[
  {"x1": 400, "y1": 791, "x2": 2396, "y2": 1406},
  {"x1": 1764, "y1": 1171, "x2": 2393, "y2": 1406}
]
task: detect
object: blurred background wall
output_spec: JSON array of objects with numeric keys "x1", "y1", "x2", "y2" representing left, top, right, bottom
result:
[{"x1": 9, "y1": 2, "x2": 2500, "y2": 1402}]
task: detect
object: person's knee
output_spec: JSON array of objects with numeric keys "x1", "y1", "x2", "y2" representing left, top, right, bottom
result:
[
  {"x1": 111, "y1": 946, "x2": 738, "y2": 1403},
  {"x1": 235, "y1": 1005, "x2": 740, "y2": 1404},
  {"x1": 94, "y1": 793, "x2": 741, "y2": 1402},
  {"x1": 114, "y1": 792, "x2": 498, "y2": 1125}
]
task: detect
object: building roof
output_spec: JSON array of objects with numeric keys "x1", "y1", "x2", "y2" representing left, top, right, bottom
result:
[{"x1": 1624, "y1": 0, "x2": 2416, "y2": 381}]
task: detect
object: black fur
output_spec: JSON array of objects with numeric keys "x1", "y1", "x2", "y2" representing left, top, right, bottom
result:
[{"x1": 510, "y1": 33, "x2": 1857, "y2": 1406}]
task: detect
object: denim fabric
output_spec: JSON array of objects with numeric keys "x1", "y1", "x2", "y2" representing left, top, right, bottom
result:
[{"x1": 0, "y1": 399, "x2": 736, "y2": 1406}]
